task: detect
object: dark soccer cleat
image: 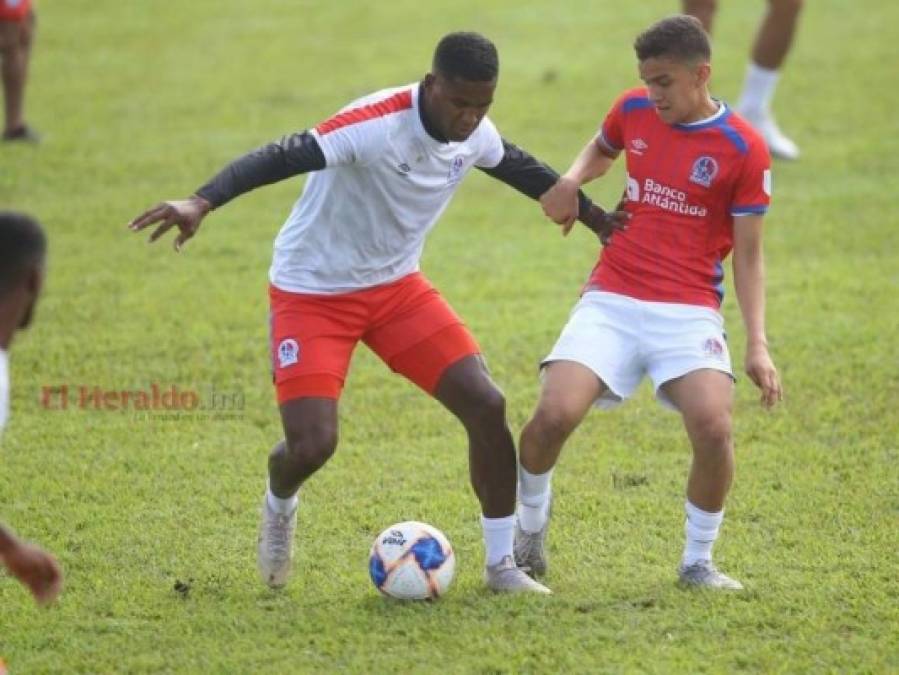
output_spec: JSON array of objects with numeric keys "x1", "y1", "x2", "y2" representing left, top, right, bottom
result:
[{"x1": 2, "y1": 125, "x2": 41, "y2": 144}]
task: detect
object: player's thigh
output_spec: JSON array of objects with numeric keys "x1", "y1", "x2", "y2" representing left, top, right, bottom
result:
[
  {"x1": 682, "y1": 0, "x2": 717, "y2": 13},
  {"x1": 543, "y1": 291, "x2": 644, "y2": 407},
  {"x1": 768, "y1": 0, "x2": 803, "y2": 13},
  {"x1": 0, "y1": 20, "x2": 18, "y2": 52},
  {"x1": 278, "y1": 396, "x2": 339, "y2": 454},
  {"x1": 643, "y1": 302, "x2": 733, "y2": 412},
  {"x1": 662, "y1": 368, "x2": 733, "y2": 418},
  {"x1": 364, "y1": 275, "x2": 479, "y2": 395},
  {"x1": 269, "y1": 284, "x2": 367, "y2": 403},
  {"x1": 532, "y1": 360, "x2": 608, "y2": 435},
  {"x1": 20, "y1": 8, "x2": 34, "y2": 48}
]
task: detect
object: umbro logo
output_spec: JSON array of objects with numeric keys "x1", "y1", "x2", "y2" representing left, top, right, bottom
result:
[
  {"x1": 630, "y1": 138, "x2": 648, "y2": 155},
  {"x1": 395, "y1": 162, "x2": 411, "y2": 175}
]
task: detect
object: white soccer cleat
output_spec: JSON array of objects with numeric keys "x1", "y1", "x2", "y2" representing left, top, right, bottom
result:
[
  {"x1": 485, "y1": 555, "x2": 552, "y2": 594},
  {"x1": 257, "y1": 495, "x2": 297, "y2": 588},
  {"x1": 513, "y1": 497, "x2": 551, "y2": 578},
  {"x1": 739, "y1": 109, "x2": 800, "y2": 161},
  {"x1": 678, "y1": 560, "x2": 744, "y2": 591}
]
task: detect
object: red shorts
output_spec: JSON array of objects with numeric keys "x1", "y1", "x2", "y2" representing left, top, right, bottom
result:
[
  {"x1": 268, "y1": 272, "x2": 480, "y2": 402},
  {"x1": 0, "y1": 0, "x2": 31, "y2": 21}
]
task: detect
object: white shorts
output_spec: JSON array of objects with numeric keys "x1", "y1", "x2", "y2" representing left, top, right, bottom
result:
[{"x1": 542, "y1": 291, "x2": 734, "y2": 411}]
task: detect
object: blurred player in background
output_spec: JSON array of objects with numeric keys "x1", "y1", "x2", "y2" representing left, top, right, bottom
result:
[
  {"x1": 130, "y1": 32, "x2": 626, "y2": 595},
  {"x1": 0, "y1": 0, "x2": 39, "y2": 142},
  {"x1": 684, "y1": 0, "x2": 803, "y2": 159},
  {"x1": 0, "y1": 211, "x2": 61, "y2": 604},
  {"x1": 516, "y1": 16, "x2": 782, "y2": 589}
]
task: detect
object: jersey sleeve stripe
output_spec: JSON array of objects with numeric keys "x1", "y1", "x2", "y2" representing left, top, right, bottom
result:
[
  {"x1": 731, "y1": 205, "x2": 768, "y2": 215},
  {"x1": 596, "y1": 132, "x2": 621, "y2": 153},
  {"x1": 315, "y1": 90, "x2": 413, "y2": 136},
  {"x1": 622, "y1": 96, "x2": 653, "y2": 113},
  {"x1": 718, "y1": 124, "x2": 749, "y2": 154}
]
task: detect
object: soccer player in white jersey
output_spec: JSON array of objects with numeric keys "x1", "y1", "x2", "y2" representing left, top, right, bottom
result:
[
  {"x1": 514, "y1": 16, "x2": 782, "y2": 589},
  {"x1": 129, "y1": 32, "x2": 626, "y2": 594},
  {"x1": 683, "y1": 0, "x2": 804, "y2": 159},
  {"x1": 0, "y1": 211, "x2": 62, "y2": 604}
]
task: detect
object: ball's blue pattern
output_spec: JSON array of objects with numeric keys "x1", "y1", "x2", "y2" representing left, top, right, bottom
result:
[
  {"x1": 369, "y1": 552, "x2": 388, "y2": 587},
  {"x1": 410, "y1": 536, "x2": 446, "y2": 571}
]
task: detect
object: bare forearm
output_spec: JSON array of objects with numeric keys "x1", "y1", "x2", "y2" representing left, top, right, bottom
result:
[
  {"x1": 562, "y1": 138, "x2": 616, "y2": 186},
  {"x1": 733, "y1": 246, "x2": 768, "y2": 346}
]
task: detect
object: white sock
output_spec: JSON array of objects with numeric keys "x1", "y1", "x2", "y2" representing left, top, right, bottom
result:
[
  {"x1": 517, "y1": 466, "x2": 553, "y2": 533},
  {"x1": 481, "y1": 515, "x2": 515, "y2": 567},
  {"x1": 682, "y1": 500, "x2": 724, "y2": 567},
  {"x1": 736, "y1": 62, "x2": 780, "y2": 118},
  {"x1": 266, "y1": 482, "x2": 298, "y2": 515}
]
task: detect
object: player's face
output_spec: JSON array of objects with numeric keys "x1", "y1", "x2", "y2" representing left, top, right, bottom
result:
[
  {"x1": 639, "y1": 57, "x2": 710, "y2": 125},
  {"x1": 423, "y1": 73, "x2": 495, "y2": 142}
]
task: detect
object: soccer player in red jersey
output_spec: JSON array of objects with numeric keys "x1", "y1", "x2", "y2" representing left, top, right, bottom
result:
[
  {"x1": 129, "y1": 32, "x2": 625, "y2": 595},
  {"x1": 683, "y1": 0, "x2": 804, "y2": 160},
  {"x1": 514, "y1": 16, "x2": 782, "y2": 589},
  {"x1": 0, "y1": 211, "x2": 62, "y2": 604},
  {"x1": 0, "y1": 0, "x2": 39, "y2": 142}
]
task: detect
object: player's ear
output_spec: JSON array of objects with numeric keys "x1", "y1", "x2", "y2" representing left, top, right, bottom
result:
[
  {"x1": 16, "y1": 265, "x2": 43, "y2": 330},
  {"x1": 423, "y1": 72, "x2": 436, "y2": 91},
  {"x1": 695, "y1": 62, "x2": 712, "y2": 88},
  {"x1": 22, "y1": 262, "x2": 44, "y2": 305}
]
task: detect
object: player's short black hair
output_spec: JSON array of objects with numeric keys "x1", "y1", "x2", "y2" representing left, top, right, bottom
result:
[
  {"x1": 0, "y1": 211, "x2": 46, "y2": 293},
  {"x1": 634, "y1": 15, "x2": 711, "y2": 64},
  {"x1": 432, "y1": 32, "x2": 499, "y2": 82}
]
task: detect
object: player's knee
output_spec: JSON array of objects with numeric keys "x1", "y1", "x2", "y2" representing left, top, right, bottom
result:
[
  {"x1": 529, "y1": 404, "x2": 579, "y2": 448},
  {"x1": 690, "y1": 412, "x2": 732, "y2": 453},
  {"x1": 283, "y1": 421, "x2": 338, "y2": 471},
  {"x1": 464, "y1": 383, "x2": 506, "y2": 428}
]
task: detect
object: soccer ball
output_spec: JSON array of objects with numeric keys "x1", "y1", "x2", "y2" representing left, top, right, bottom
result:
[{"x1": 369, "y1": 521, "x2": 455, "y2": 600}]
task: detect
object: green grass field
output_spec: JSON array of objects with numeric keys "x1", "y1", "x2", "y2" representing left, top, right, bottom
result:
[{"x1": 2, "y1": 0, "x2": 897, "y2": 672}]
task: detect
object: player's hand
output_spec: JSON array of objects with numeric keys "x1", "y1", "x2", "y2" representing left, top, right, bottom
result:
[
  {"x1": 585, "y1": 205, "x2": 630, "y2": 245},
  {"x1": 128, "y1": 195, "x2": 212, "y2": 252},
  {"x1": 540, "y1": 177, "x2": 580, "y2": 233},
  {"x1": 2, "y1": 540, "x2": 63, "y2": 605},
  {"x1": 745, "y1": 342, "x2": 782, "y2": 408}
]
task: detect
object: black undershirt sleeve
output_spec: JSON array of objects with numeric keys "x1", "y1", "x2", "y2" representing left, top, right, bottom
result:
[
  {"x1": 477, "y1": 138, "x2": 595, "y2": 223},
  {"x1": 194, "y1": 131, "x2": 326, "y2": 208}
]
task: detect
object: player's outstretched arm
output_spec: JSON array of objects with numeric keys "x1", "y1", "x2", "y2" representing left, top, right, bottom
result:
[
  {"x1": 477, "y1": 138, "x2": 627, "y2": 243},
  {"x1": 732, "y1": 214, "x2": 783, "y2": 408},
  {"x1": 0, "y1": 523, "x2": 63, "y2": 605},
  {"x1": 128, "y1": 131, "x2": 327, "y2": 251},
  {"x1": 541, "y1": 137, "x2": 619, "y2": 234}
]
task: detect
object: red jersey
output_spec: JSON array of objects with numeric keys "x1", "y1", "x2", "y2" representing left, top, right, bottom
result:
[
  {"x1": 589, "y1": 87, "x2": 771, "y2": 309},
  {"x1": 0, "y1": 0, "x2": 31, "y2": 22}
]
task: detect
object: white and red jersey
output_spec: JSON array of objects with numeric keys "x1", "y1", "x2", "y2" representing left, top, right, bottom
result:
[
  {"x1": 590, "y1": 87, "x2": 772, "y2": 309},
  {"x1": 269, "y1": 84, "x2": 505, "y2": 294}
]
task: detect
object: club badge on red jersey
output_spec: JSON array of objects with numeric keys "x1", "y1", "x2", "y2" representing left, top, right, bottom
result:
[{"x1": 689, "y1": 156, "x2": 719, "y2": 188}]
